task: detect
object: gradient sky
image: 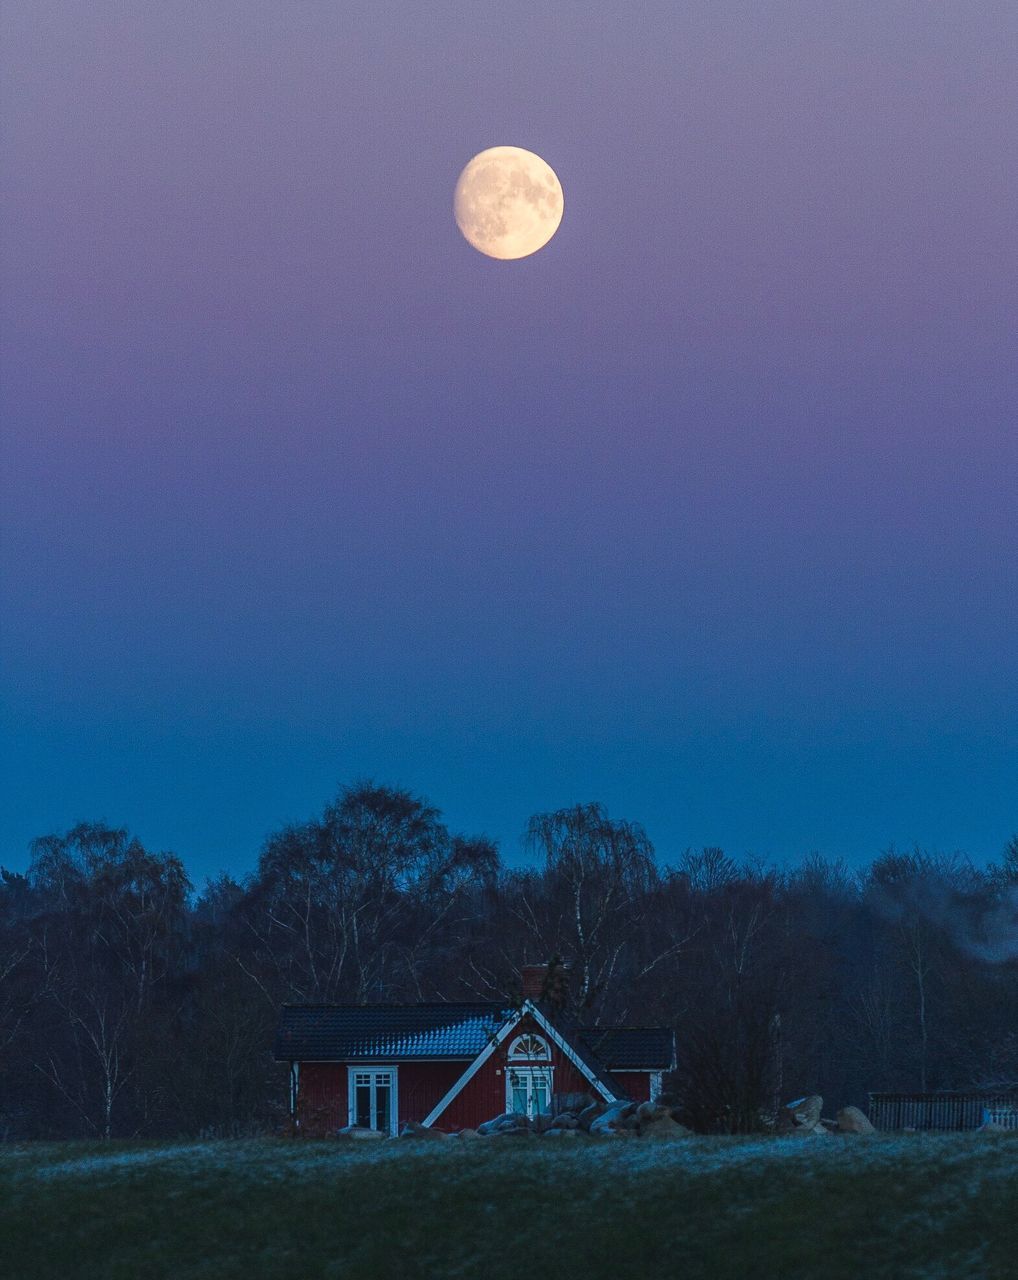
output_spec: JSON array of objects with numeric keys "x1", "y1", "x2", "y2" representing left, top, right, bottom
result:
[{"x1": 2, "y1": 1, "x2": 1016, "y2": 883}]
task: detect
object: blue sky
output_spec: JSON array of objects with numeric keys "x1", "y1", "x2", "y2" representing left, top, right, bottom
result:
[{"x1": 2, "y1": 1, "x2": 1016, "y2": 880}]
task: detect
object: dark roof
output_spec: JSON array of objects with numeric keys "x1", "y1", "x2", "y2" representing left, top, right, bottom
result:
[
  {"x1": 577, "y1": 1027, "x2": 675, "y2": 1071},
  {"x1": 274, "y1": 1003, "x2": 510, "y2": 1061}
]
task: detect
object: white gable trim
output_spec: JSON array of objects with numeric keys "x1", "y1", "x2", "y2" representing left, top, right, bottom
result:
[
  {"x1": 522, "y1": 1002, "x2": 617, "y2": 1103},
  {"x1": 421, "y1": 1008, "x2": 525, "y2": 1126},
  {"x1": 421, "y1": 1001, "x2": 618, "y2": 1126}
]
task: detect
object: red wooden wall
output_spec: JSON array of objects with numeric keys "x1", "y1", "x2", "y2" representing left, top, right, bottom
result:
[
  {"x1": 297, "y1": 1063, "x2": 345, "y2": 1132},
  {"x1": 296, "y1": 1060, "x2": 470, "y2": 1134},
  {"x1": 397, "y1": 1061, "x2": 465, "y2": 1126},
  {"x1": 611, "y1": 1072, "x2": 652, "y2": 1102}
]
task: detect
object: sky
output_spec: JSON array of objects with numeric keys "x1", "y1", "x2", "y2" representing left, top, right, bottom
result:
[{"x1": 2, "y1": 0, "x2": 1016, "y2": 883}]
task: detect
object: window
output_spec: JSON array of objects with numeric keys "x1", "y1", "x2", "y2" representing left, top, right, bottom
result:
[
  {"x1": 348, "y1": 1068, "x2": 397, "y2": 1135},
  {"x1": 507, "y1": 1033, "x2": 551, "y2": 1062},
  {"x1": 507, "y1": 1067, "x2": 553, "y2": 1118}
]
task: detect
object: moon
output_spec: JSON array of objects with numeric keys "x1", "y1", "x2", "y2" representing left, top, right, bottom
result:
[{"x1": 454, "y1": 146, "x2": 564, "y2": 261}]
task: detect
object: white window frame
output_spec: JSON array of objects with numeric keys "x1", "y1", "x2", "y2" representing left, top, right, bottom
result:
[
  {"x1": 507, "y1": 1033, "x2": 551, "y2": 1062},
  {"x1": 347, "y1": 1066, "x2": 399, "y2": 1135},
  {"x1": 506, "y1": 1065, "x2": 555, "y2": 1118}
]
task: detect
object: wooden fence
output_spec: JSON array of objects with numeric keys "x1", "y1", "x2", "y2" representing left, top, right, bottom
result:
[{"x1": 868, "y1": 1091, "x2": 1018, "y2": 1132}]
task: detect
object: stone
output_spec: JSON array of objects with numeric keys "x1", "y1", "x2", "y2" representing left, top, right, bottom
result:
[
  {"x1": 589, "y1": 1102, "x2": 639, "y2": 1136},
  {"x1": 543, "y1": 1127, "x2": 583, "y2": 1138},
  {"x1": 477, "y1": 1112, "x2": 530, "y2": 1135},
  {"x1": 398, "y1": 1121, "x2": 449, "y2": 1140},
  {"x1": 336, "y1": 1125, "x2": 386, "y2": 1140},
  {"x1": 576, "y1": 1102, "x2": 608, "y2": 1131},
  {"x1": 455, "y1": 1128, "x2": 480, "y2": 1139},
  {"x1": 636, "y1": 1102, "x2": 672, "y2": 1125},
  {"x1": 639, "y1": 1114, "x2": 691, "y2": 1140},
  {"x1": 548, "y1": 1113, "x2": 579, "y2": 1130},
  {"x1": 836, "y1": 1106, "x2": 876, "y2": 1135},
  {"x1": 777, "y1": 1095, "x2": 823, "y2": 1133}
]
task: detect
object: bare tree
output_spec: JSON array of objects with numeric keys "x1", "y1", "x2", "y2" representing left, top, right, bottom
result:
[
  {"x1": 241, "y1": 783, "x2": 497, "y2": 1004},
  {"x1": 520, "y1": 803, "x2": 653, "y2": 1013}
]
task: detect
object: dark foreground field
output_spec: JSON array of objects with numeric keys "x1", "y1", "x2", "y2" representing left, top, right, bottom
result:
[{"x1": 2, "y1": 1135, "x2": 1016, "y2": 1280}]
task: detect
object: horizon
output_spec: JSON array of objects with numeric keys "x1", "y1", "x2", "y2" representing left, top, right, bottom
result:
[{"x1": 4, "y1": 787, "x2": 1015, "y2": 889}]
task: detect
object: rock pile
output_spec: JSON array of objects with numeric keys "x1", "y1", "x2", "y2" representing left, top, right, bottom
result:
[
  {"x1": 776, "y1": 1096, "x2": 876, "y2": 1136},
  {"x1": 390, "y1": 1099, "x2": 692, "y2": 1141},
  {"x1": 356, "y1": 1095, "x2": 878, "y2": 1141}
]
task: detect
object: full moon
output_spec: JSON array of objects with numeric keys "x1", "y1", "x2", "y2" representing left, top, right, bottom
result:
[{"x1": 454, "y1": 146, "x2": 564, "y2": 260}]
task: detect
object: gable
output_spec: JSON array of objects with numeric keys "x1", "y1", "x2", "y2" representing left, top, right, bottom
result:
[{"x1": 420, "y1": 1002, "x2": 624, "y2": 1126}]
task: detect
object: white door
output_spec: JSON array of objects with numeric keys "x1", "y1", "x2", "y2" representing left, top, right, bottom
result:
[
  {"x1": 507, "y1": 1067, "x2": 553, "y2": 1118},
  {"x1": 349, "y1": 1069, "x2": 396, "y2": 1134}
]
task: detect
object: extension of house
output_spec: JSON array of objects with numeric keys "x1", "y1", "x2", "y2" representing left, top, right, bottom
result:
[{"x1": 273, "y1": 963, "x2": 676, "y2": 1135}]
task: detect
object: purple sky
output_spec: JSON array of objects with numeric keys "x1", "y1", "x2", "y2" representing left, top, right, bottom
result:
[{"x1": 2, "y1": 1, "x2": 1016, "y2": 881}]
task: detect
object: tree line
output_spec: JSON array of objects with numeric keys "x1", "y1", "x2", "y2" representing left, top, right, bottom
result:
[{"x1": 1, "y1": 782, "x2": 1016, "y2": 1138}]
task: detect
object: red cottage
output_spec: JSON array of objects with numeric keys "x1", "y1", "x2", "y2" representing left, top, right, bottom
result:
[{"x1": 274, "y1": 967, "x2": 675, "y2": 1135}]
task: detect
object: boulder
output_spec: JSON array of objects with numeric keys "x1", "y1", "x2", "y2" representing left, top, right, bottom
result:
[
  {"x1": 398, "y1": 1120, "x2": 450, "y2": 1140},
  {"x1": 636, "y1": 1102, "x2": 672, "y2": 1125},
  {"x1": 639, "y1": 1114, "x2": 691, "y2": 1140},
  {"x1": 777, "y1": 1095, "x2": 823, "y2": 1133},
  {"x1": 600, "y1": 1100, "x2": 638, "y2": 1122},
  {"x1": 589, "y1": 1101, "x2": 639, "y2": 1137},
  {"x1": 548, "y1": 1113, "x2": 579, "y2": 1131},
  {"x1": 576, "y1": 1102, "x2": 608, "y2": 1131},
  {"x1": 478, "y1": 1112, "x2": 532, "y2": 1136},
  {"x1": 543, "y1": 1127, "x2": 584, "y2": 1138},
  {"x1": 836, "y1": 1107, "x2": 876, "y2": 1135},
  {"x1": 455, "y1": 1128, "x2": 480, "y2": 1140},
  {"x1": 336, "y1": 1125, "x2": 386, "y2": 1140},
  {"x1": 478, "y1": 1116, "x2": 522, "y2": 1136}
]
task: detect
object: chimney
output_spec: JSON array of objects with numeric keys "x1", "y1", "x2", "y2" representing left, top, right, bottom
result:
[{"x1": 520, "y1": 959, "x2": 571, "y2": 1007}]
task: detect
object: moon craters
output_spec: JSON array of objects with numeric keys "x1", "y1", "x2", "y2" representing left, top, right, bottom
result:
[{"x1": 454, "y1": 146, "x2": 564, "y2": 261}]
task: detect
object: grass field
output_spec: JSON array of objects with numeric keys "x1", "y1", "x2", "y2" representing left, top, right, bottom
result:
[{"x1": 2, "y1": 1134, "x2": 1016, "y2": 1280}]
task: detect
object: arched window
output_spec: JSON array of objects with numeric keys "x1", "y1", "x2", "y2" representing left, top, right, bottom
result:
[{"x1": 507, "y1": 1033, "x2": 551, "y2": 1062}]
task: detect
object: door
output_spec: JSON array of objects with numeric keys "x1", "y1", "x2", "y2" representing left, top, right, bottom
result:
[
  {"x1": 349, "y1": 1069, "x2": 396, "y2": 1134},
  {"x1": 507, "y1": 1067, "x2": 553, "y2": 1118}
]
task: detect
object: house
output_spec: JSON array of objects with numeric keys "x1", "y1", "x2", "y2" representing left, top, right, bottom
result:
[{"x1": 273, "y1": 964, "x2": 676, "y2": 1135}]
